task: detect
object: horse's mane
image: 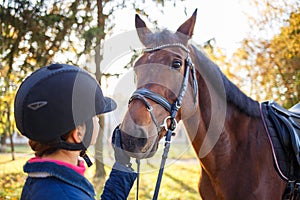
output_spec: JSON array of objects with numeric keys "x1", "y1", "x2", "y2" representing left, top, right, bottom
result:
[{"x1": 191, "y1": 45, "x2": 260, "y2": 117}]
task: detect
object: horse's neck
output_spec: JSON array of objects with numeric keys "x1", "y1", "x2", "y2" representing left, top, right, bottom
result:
[
  {"x1": 182, "y1": 97, "x2": 229, "y2": 160},
  {"x1": 185, "y1": 46, "x2": 262, "y2": 161},
  {"x1": 182, "y1": 47, "x2": 282, "y2": 196},
  {"x1": 183, "y1": 96, "x2": 265, "y2": 169},
  {"x1": 184, "y1": 65, "x2": 229, "y2": 159}
]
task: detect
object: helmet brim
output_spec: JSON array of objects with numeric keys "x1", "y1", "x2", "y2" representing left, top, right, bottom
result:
[{"x1": 100, "y1": 97, "x2": 117, "y2": 114}]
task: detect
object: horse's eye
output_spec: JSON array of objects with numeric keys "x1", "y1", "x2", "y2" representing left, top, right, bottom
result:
[{"x1": 172, "y1": 60, "x2": 182, "y2": 69}]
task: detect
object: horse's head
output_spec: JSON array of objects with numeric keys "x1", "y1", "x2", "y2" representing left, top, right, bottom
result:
[{"x1": 120, "y1": 10, "x2": 199, "y2": 159}]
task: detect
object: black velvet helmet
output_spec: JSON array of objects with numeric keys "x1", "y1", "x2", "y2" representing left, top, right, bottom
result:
[{"x1": 14, "y1": 64, "x2": 116, "y2": 165}]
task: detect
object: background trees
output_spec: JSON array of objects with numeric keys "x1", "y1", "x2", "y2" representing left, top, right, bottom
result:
[
  {"x1": 0, "y1": 0, "x2": 180, "y2": 183},
  {"x1": 1, "y1": 0, "x2": 93, "y2": 159},
  {"x1": 229, "y1": 0, "x2": 300, "y2": 107},
  {"x1": 0, "y1": 0, "x2": 299, "y2": 189}
]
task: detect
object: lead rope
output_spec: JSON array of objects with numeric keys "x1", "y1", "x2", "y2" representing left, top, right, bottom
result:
[
  {"x1": 153, "y1": 129, "x2": 174, "y2": 200},
  {"x1": 136, "y1": 159, "x2": 141, "y2": 200},
  {"x1": 134, "y1": 130, "x2": 174, "y2": 200},
  {"x1": 152, "y1": 64, "x2": 188, "y2": 199}
]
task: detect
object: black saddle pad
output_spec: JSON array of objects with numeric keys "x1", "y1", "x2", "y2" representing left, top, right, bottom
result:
[{"x1": 261, "y1": 101, "x2": 300, "y2": 181}]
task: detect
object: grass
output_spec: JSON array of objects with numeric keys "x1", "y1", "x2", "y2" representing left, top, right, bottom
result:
[
  {"x1": 126, "y1": 160, "x2": 201, "y2": 200},
  {"x1": 0, "y1": 154, "x2": 30, "y2": 200},
  {"x1": 0, "y1": 144, "x2": 201, "y2": 200}
]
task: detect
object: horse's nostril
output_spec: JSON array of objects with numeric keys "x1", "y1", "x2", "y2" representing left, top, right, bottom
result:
[{"x1": 136, "y1": 138, "x2": 147, "y2": 148}]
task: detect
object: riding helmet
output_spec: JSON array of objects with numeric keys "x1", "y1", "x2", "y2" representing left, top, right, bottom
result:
[{"x1": 14, "y1": 64, "x2": 116, "y2": 148}]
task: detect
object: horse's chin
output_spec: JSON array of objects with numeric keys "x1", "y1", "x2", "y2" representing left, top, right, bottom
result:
[
  {"x1": 123, "y1": 140, "x2": 159, "y2": 159},
  {"x1": 120, "y1": 129, "x2": 159, "y2": 159},
  {"x1": 127, "y1": 148, "x2": 157, "y2": 159}
]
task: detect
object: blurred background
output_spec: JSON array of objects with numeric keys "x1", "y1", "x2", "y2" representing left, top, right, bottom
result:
[{"x1": 0, "y1": 0, "x2": 299, "y2": 199}]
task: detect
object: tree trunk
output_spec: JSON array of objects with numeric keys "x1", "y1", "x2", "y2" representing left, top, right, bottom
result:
[
  {"x1": 94, "y1": 0, "x2": 106, "y2": 183},
  {"x1": 9, "y1": 132, "x2": 15, "y2": 161},
  {"x1": 0, "y1": 134, "x2": 7, "y2": 153},
  {"x1": 5, "y1": 101, "x2": 15, "y2": 160},
  {"x1": 95, "y1": 115, "x2": 105, "y2": 178}
]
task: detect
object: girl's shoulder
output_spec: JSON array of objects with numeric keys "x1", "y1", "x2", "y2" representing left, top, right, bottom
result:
[{"x1": 21, "y1": 176, "x2": 95, "y2": 200}]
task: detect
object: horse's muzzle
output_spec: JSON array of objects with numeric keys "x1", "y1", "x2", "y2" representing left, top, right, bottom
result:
[{"x1": 119, "y1": 127, "x2": 159, "y2": 159}]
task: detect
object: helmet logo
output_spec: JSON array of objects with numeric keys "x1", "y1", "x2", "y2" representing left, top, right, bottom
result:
[{"x1": 27, "y1": 101, "x2": 48, "y2": 110}]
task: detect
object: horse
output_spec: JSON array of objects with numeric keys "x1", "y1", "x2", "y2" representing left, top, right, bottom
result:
[{"x1": 119, "y1": 9, "x2": 289, "y2": 199}]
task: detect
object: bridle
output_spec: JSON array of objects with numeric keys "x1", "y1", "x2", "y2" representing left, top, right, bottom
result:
[
  {"x1": 129, "y1": 43, "x2": 198, "y2": 136},
  {"x1": 128, "y1": 43, "x2": 198, "y2": 200}
]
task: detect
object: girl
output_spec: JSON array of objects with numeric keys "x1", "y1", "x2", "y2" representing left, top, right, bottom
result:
[{"x1": 14, "y1": 64, "x2": 136, "y2": 200}]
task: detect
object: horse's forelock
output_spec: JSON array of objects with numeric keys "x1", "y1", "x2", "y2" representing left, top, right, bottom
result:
[{"x1": 144, "y1": 29, "x2": 183, "y2": 48}]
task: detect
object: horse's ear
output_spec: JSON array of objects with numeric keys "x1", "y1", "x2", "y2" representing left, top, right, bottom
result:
[
  {"x1": 176, "y1": 9, "x2": 197, "y2": 39},
  {"x1": 135, "y1": 14, "x2": 152, "y2": 46}
]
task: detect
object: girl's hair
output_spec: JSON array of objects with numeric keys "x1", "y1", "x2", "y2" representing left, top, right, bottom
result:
[{"x1": 28, "y1": 131, "x2": 72, "y2": 157}]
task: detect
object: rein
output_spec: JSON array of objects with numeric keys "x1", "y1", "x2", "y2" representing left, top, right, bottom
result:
[{"x1": 129, "y1": 43, "x2": 197, "y2": 200}]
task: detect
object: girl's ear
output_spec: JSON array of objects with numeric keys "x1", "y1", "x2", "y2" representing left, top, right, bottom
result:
[{"x1": 69, "y1": 125, "x2": 85, "y2": 143}]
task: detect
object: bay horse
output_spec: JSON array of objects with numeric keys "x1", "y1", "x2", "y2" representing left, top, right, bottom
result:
[{"x1": 119, "y1": 9, "x2": 288, "y2": 199}]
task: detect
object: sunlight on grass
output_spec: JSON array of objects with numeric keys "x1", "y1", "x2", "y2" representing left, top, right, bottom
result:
[
  {"x1": 0, "y1": 153, "x2": 32, "y2": 200},
  {"x1": 126, "y1": 161, "x2": 201, "y2": 200},
  {"x1": 0, "y1": 144, "x2": 201, "y2": 200}
]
